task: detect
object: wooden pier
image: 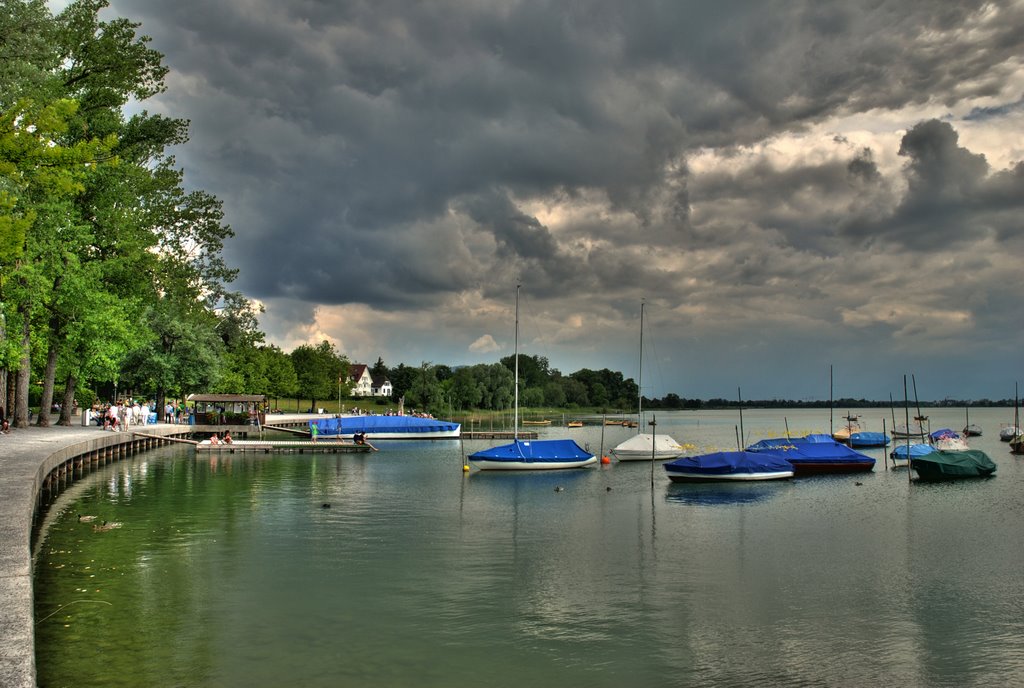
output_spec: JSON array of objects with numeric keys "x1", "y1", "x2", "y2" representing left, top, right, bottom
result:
[
  {"x1": 461, "y1": 431, "x2": 538, "y2": 440},
  {"x1": 195, "y1": 440, "x2": 373, "y2": 454}
]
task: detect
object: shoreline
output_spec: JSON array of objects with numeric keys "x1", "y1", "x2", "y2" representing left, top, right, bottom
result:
[{"x1": 0, "y1": 420, "x2": 193, "y2": 688}]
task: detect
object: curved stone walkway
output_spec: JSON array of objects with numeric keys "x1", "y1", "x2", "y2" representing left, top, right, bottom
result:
[{"x1": 0, "y1": 419, "x2": 186, "y2": 688}]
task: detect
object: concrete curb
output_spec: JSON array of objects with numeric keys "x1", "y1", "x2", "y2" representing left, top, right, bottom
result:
[{"x1": 0, "y1": 421, "x2": 192, "y2": 688}]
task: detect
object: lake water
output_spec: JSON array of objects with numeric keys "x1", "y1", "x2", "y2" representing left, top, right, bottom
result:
[{"x1": 34, "y1": 408, "x2": 1024, "y2": 687}]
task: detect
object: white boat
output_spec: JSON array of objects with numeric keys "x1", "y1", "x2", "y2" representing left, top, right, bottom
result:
[
  {"x1": 612, "y1": 433, "x2": 686, "y2": 460},
  {"x1": 1001, "y1": 386, "x2": 1020, "y2": 441},
  {"x1": 468, "y1": 286, "x2": 595, "y2": 471},
  {"x1": 999, "y1": 425, "x2": 1020, "y2": 442},
  {"x1": 611, "y1": 302, "x2": 684, "y2": 462},
  {"x1": 891, "y1": 421, "x2": 928, "y2": 440}
]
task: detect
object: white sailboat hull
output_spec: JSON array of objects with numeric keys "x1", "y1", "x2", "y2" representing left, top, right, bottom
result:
[{"x1": 612, "y1": 433, "x2": 685, "y2": 461}]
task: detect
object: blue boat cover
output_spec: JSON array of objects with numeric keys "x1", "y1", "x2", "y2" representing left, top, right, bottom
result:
[
  {"x1": 664, "y1": 451, "x2": 793, "y2": 476},
  {"x1": 747, "y1": 436, "x2": 875, "y2": 465},
  {"x1": 849, "y1": 431, "x2": 890, "y2": 447},
  {"x1": 311, "y1": 415, "x2": 460, "y2": 435},
  {"x1": 469, "y1": 439, "x2": 592, "y2": 462},
  {"x1": 928, "y1": 428, "x2": 960, "y2": 441},
  {"x1": 890, "y1": 443, "x2": 937, "y2": 459}
]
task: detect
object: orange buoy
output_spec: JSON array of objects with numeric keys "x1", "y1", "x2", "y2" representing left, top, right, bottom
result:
[{"x1": 601, "y1": 455, "x2": 611, "y2": 465}]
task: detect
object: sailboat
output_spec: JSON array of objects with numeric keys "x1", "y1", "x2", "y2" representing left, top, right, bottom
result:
[
  {"x1": 468, "y1": 286, "x2": 597, "y2": 471},
  {"x1": 999, "y1": 383, "x2": 1020, "y2": 442},
  {"x1": 611, "y1": 302, "x2": 685, "y2": 461},
  {"x1": 962, "y1": 407, "x2": 982, "y2": 437}
]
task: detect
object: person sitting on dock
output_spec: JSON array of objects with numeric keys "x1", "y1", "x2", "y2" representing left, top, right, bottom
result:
[
  {"x1": 209, "y1": 433, "x2": 220, "y2": 445},
  {"x1": 223, "y1": 431, "x2": 233, "y2": 444}
]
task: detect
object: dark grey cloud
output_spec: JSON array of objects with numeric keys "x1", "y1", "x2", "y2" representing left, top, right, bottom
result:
[
  {"x1": 104, "y1": 0, "x2": 1024, "y2": 398},
  {"x1": 842, "y1": 119, "x2": 1024, "y2": 249}
]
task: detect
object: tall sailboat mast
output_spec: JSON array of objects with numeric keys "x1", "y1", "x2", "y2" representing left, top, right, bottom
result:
[
  {"x1": 637, "y1": 300, "x2": 644, "y2": 430},
  {"x1": 513, "y1": 283, "x2": 520, "y2": 441}
]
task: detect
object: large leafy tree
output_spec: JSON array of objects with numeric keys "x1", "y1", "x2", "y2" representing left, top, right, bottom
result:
[
  {"x1": 291, "y1": 341, "x2": 348, "y2": 411},
  {"x1": 2, "y1": 0, "x2": 257, "y2": 426}
]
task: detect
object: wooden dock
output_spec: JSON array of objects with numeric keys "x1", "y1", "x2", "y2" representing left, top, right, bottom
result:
[
  {"x1": 194, "y1": 440, "x2": 373, "y2": 454},
  {"x1": 461, "y1": 431, "x2": 538, "y2": 440}
]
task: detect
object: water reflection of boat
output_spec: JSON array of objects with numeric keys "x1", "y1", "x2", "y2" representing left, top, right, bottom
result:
[{"x1": 665, "y1": 481, "x2": 786, "y2": 506}]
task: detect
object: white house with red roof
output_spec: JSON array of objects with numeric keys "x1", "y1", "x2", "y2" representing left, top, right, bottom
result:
[{"x1": 349, "y1": 364, "x2": 392, "y2": 397}]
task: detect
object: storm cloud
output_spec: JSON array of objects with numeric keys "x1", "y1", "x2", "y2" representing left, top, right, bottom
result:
[{"x1": 106, "y1": 0, "x2": 1024, "y2": 399}]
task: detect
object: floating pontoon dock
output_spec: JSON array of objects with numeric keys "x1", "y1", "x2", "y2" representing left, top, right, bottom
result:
[{"x1": 194, "y1": 440, "x2": 373, "y2": 454}]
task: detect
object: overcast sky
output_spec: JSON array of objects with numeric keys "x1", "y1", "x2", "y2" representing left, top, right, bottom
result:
[{"x1": 98, "y1": 0, "x2": 1023, "y2": 401}]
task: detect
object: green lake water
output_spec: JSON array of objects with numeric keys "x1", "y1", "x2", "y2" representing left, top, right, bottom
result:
[{"x1": 33, "y1": 408, "x2": 1024, "y2": 687}]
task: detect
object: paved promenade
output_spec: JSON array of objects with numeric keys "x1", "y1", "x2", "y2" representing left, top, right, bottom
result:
[{"x1": 0, "y1": 419, "x2": 186, "y2": 688}]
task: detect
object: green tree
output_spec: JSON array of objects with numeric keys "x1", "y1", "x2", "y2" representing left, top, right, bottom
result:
[
  {"x1": 449, "y1": 366, "x2": 482, "y2": 410},
  {"x1": 500, "y1": 353, "x2": 551, "y2": 389},
  {"x1": 477, "y1": 363, "x2": 514, "y2": 411},
  {"x1": 262, "y1": 345, "x2": 298, "y2": 407},
  {"x1": 291, "y1": 341, "x2": 347, "y2": 411}
]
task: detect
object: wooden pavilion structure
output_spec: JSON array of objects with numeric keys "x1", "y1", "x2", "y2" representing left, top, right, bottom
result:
[{"x1": 186, "y1": 394, "x2": 267, "y2": 426}]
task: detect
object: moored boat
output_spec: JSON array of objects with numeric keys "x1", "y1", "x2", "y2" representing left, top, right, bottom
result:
[
  {"x1": 611, "y1": 301, "x2": 684, "y2": 462},
  {"x1": 612, "y1": 433, "x2": 685, "y2": 461},
  {"x1": 998, "y1": 425, "x2": 1020, "y2": 442},
  {"x1": 522, "y1": 419, "x2": 552, "y2": 426},
  {"x1": 312, "y1": 414, "x2": 461, "y2": 439},
  {"x1": 911, "y1": 449, "x2": 996, "y2": 481},
  {"x1": 664, "y1": 451, "x2": 794, "y2": 482},
  {"x1": 891, "y1": 421, "x2": 929, "y2": 440},
  {"x1": 890, "y1": 443, "x2": 936, "y2": 468},
  {"x1": 832, "y1": 414, "x2": 862, "y2": 442},
  {"x1": 468, "y1": 285, "x2": 595, "y2": 471},
  {"x1": 929, "y1": 428, "x2": 969, "y2": 451},
  {"x1": 848, "y1": 431, "x2": 890, "y2": 448},
  {"x1": 468, "y1": 438, "x2": 597, "y2": 470},
  {"x1": 962, "y1": 408, "x2": 981, "y2": 437},
  {"x1": 747, "y1": 435, "x2": 875, "y2": 475}
]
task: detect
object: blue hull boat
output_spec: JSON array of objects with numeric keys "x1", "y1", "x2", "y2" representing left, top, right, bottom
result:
[
  {"x1": 468, "y1": 439, "x2": 597, "y2": 470},
  {"x1": 664, "y1": 451, "x2": 794, "y2": 482}
]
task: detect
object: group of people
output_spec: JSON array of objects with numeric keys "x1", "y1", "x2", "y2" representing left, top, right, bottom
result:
[
  {"x1": 92, "y1": 400, "x2": 155, "y2": 431},
  {"x1": 162, "y1": 401, "x2": 194, "y2": 424}
]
